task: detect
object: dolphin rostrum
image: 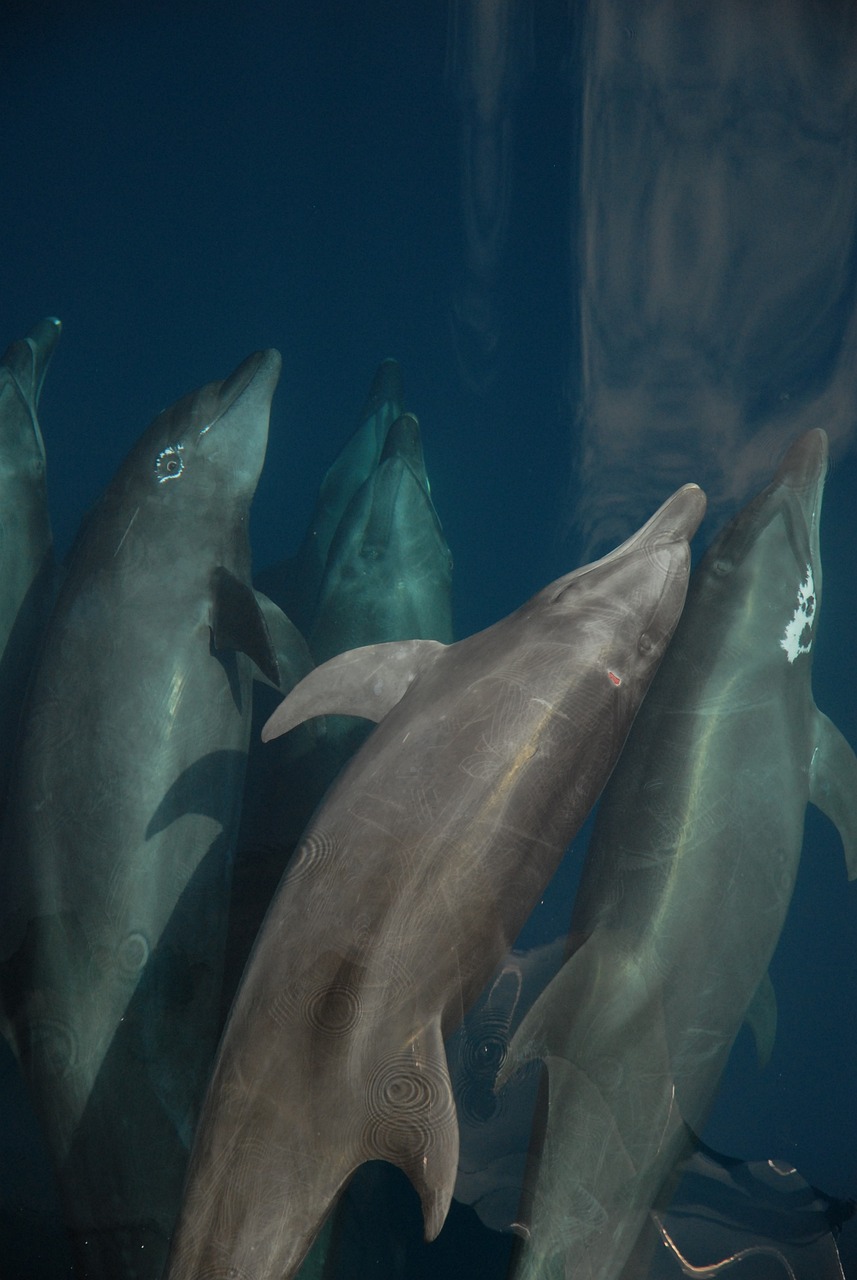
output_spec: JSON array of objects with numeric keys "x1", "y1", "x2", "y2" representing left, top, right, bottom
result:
[
  {"x1": 498, "y1": 428, "x2": 857, "y2": 1280},
  {"x1": 0, "y1": 348, "x2": 290, "y2": 1279},
  {"x1": 164, "y1": 482, "x2": 706, "y2": 1280}
]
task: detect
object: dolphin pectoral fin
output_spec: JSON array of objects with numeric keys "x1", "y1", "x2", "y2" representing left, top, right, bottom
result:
[
  {"x1": 357, "y1": 1016, "x2": 458, "y2": 1242},
  {"x1": 261, "y1": 639, "x2": 446, "y2": 741},
  {"x1": 210, "y1": 566, "x2": 280, "y2": 686},
  {"x1": 809, "y1": 710, "x2": 857, "y2": 879},
  {"x1": 745, "y1": 971, "x2": 777, "y2": 1068},
  {"x1": 252, "y1": 590, "x2": 314, "y2": 692}
]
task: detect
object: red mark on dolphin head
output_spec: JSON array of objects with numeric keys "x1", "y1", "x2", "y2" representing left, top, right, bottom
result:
[{"x1": 607, "y1": 671, "x2": 621, "y2": 686}]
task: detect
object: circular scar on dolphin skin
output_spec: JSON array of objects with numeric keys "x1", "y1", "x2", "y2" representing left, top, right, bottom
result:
[
  {"x1": 360, "y1": 1051, "x2": 455, "y2": 1165},
  {"x1": 268, "y1": 953, "x2": 367, "y2": 1035},
  {"x1": 302, "y1": 980, "x2": 364, "y2": 1037},
  {"x1": 30, "y1": 1016, "x2": 78, "y2": 1077},
  {"x1": 280, "y1": 828, "x2": 340, "y2": 886},
  {"x1": 116, "y1": 931, "x2": 150, "y2": 975}
]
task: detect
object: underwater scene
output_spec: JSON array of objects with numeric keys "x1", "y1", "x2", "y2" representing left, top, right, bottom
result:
[{"x1": 1, "y1": 2, "x2": 857, "y2": 1278}]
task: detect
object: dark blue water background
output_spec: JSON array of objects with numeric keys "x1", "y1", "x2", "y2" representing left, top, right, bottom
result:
[{"x1": 1, "y1": 1, "x2": 856, "y2": 1275}]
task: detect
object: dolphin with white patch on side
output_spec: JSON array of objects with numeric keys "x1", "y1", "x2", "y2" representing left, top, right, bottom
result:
[
  {"x1": 164, "y1": 482, "x2": 706, "y2": 1280},
  {"x1": 498, "y1": 428, "x2": 857, "y2": 1280},
  {"x1": 0, "y1": 347, "x2": 300, "y2": 1280}
]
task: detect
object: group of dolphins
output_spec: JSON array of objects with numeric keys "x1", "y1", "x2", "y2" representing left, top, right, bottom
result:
[{"x1": 0, "y1": 317, "x2": 854, "y2": 1280}]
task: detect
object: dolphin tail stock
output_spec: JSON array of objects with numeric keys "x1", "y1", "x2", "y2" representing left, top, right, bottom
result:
[
  {"x1": 355, "y1": 1011, "x2": 459, "y2": 1241},
  {"x1": 809, "y1": 708, "x2": 857, "y2": 880},
  {"x1": 261, "y1": 638, "x2": 447, "y2": 740}
]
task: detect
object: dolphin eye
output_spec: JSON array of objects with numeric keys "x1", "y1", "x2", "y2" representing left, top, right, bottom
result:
[
  {"x1": 155, "y1": 444, "x2": 184, "y2": 483},
  {"x1": 713, "y1": 555, "x2": 733, "y2": 576}
]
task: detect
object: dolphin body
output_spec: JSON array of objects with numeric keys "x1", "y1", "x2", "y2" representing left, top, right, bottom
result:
[
  {"x1": 499, "y1": 429, "x2": 857, "y2": 1280},
  {"x1": 227, "y1": 412, "x2": 452, "y2": 1018},
  {"x1": 231, "y1": 409, "x2": 453, "y2": 1017},
  {"x1": 0, "y1": 317, "x2": 61, "y2": 811},
  {"x1": 256, "y1": 356, "x2": 404, "y2": 632},
  {"x1": 164, "y1": 483, "x2": 706, "y2": 1280},
  {"x1": 309, "y1": 410, "x2": 454, "y2": 664},
  {"x1": 0, "y1": 349, "x2": 289, "y2": 1280}
]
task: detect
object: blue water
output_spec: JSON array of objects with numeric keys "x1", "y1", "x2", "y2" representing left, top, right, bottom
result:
[{"x1": 1, "y1": 1, "x2": 856, "y2": 1276}]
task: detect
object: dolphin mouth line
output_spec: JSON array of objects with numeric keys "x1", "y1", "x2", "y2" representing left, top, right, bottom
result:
[{"x1": 198, "y1": 350, "x2": 270, "y2": 440}]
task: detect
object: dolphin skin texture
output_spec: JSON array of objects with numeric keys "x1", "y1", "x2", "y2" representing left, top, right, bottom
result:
[
  {"x1": 164, "y1": 482, "x2": 706, "y2": 1280},
  {"x1": 499, "y1": 428, "x2": 857, "y2": 1280},
  {"x1": 0, "y1": 317, "x2": 61, "y2": 813},
  {"x1": 0, "y1": 349, "x2": 285, "y2": 1280}
]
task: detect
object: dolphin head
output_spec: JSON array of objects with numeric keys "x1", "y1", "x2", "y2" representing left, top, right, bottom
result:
[
  {"x1": 535, "y1": 483, "x2": 707, "y2": 696},
  {"x1": 694, "y1": 428, "x2": 828, "y2": 667},
  {"x1": 111, "y1": 348, "x2": 282, "y2": 518}
]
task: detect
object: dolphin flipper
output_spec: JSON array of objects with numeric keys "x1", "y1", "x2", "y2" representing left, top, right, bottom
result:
[
  {"x1": 210, "y1": 566, "x2": 280, "y2": 686},
  {"x1": 809, "y1": 709, "x2": 857, "y2": 879},
  {"x1": 261, "y1": 639, "x2": 446, "y2": 739}
]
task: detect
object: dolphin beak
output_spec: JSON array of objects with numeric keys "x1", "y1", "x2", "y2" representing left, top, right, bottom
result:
[
  {"x1": 214, "y1": 347, "x2": 282, "y2": 423},
  {"x1": 196, "y1": 347, "x2": 282, "y2": 462}
]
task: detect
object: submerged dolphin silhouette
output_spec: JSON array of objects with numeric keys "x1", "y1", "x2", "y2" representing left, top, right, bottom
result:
[
  {"x1": 0, "y1": 317, "x2": 61, "y2": 814},
  {"x1": 165, "y1": 483, "x2": 706, "y2": 1280},
  {"x1": 0, "y1": 348, "x2": 286, "y2": 1279},
  {"x1": 499, "y1": 428, "x2": 857, "y2": 1280}
]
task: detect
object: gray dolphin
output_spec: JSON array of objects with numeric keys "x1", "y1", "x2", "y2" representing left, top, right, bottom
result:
[
  {"x1": 0, "y1": 317, "x2": 61, "y2": 810},
  {"x1": 231, "y1": 410, "x2": 453, "y2": 1017},
  {"x1": 256, "y1": 357, "x2": 404, "y2": 631},
  {"x1": 0, "y1": 348, "x2": 287, "y2": 1279},
  {"x1": 498, "y1": 428, "x2": 857, "y2": 1280},
  {"x1": 309, "y1": 411, "x2": 453, "y2": 665},
  {"x1": 164, "y1": 482, "x2": 705, "y2": 1280}
]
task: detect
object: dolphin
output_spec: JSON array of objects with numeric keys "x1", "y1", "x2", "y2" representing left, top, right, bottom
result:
[
  {"x1": 256, "y1": 357, "x2": 404, "y2": 632},
  {"x1": 0, "y1": 317, "x2": 61, "y2": 813},
  {"x1": 0, "y1": 348, "x2": 289, "y2": 1279},
  {"x1": 230, "y1": 410, "x2": 453, "y2": 1017},
  {"x1": 498, "y1": 428, "x2": 857, "y2": 1280},
  {"x1": 309, "y1": 411, "x2": 453, "y2": 665},
  {"x1": 164, "y1": 482, "x2": 706, "y2": 1280}
]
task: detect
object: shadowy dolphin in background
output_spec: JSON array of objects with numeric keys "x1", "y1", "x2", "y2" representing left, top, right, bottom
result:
[
  {"x1": 256, "y1": 356, "x2": 404, "y2": 632},
  {"x1": 0, "y1": 317, "x2": 61, "y2": 814},
  {"x1": 499, "y1": 428, "x2": 857, "y2": 1280},
  {"x1": 309, "y1": 410, "x2": 453, "y2": 664},
  {"x1": 165, "y1": 482, "x2": 705, "y2": 1280},
  {"x1": 0, "y1": 348, "x2": 291, "y2": 1280}
]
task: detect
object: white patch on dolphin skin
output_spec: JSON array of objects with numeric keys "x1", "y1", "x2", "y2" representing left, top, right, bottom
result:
[{"x1": 780, "y1": 565, "x2": 815, "y2": 663}]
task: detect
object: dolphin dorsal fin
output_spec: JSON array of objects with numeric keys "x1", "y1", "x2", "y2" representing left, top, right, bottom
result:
[
  {"x1": 809, "y1": 710, "x2": 857, "y2": 879},
  {"x1": 262, "y1": 638, "x2": 446, "y2": 741}
]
